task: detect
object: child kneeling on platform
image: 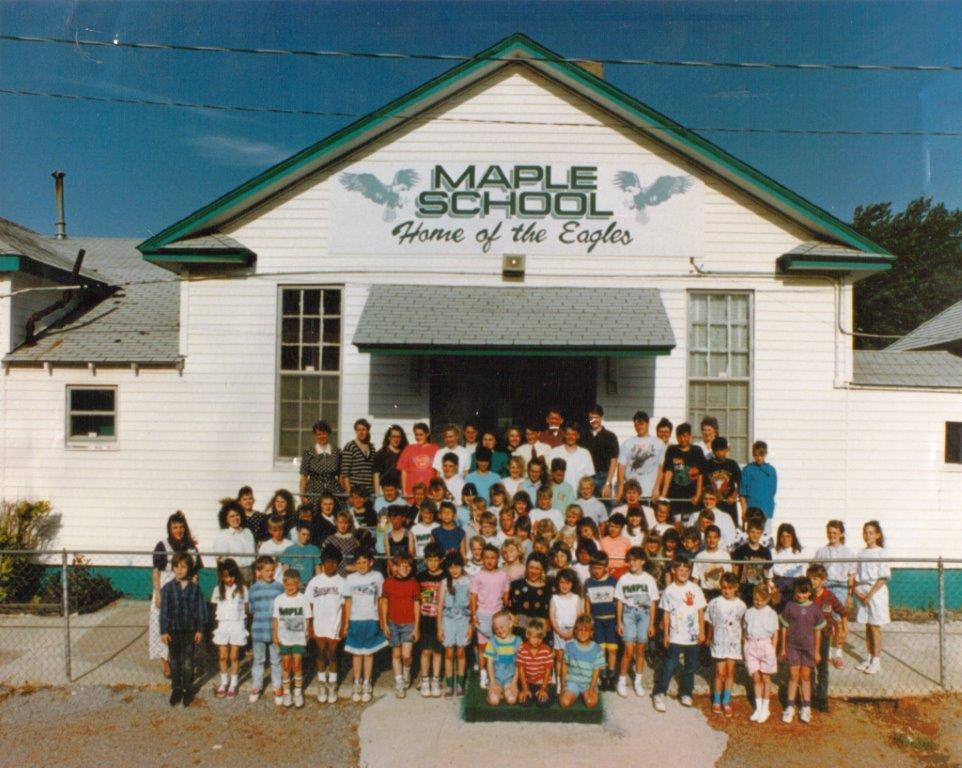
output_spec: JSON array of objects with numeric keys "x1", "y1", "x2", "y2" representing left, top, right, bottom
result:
[
  {"x1": 560, "y1": 614, "x2": 605, "y2": 709},
  {"x1": 516, "y1": 617, "x2": 555, "y2": 707}
]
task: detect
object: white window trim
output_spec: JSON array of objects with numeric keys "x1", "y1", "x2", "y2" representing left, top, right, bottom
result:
[{"x1": 66, "y1": 384, "x2": 118, "y2": 449}]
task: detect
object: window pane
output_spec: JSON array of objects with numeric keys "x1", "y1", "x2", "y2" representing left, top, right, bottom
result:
[
  {"x1": 691, "y1": 323, "x2": 708, "y2": 349},
  {"x1": 301, "y1": 346, "x2": 319, "y2": 371},
  {"x1": 282, "y1": 318, "x2": 300, "y2": 344},
  {"x1": 690, "y1": 352, "x2": 708, "y2": 377},
  {"x1": 70, "y1": 414, "x2": 114, "y2": 437},
  {"x1": 280, "y1": 376, "x2": 299, "y2": 399},
  {"x1": 70, "y1": 389, "x2": 114, "y2": 412},
  {"x1": 280, "y1": 429, "x2": 301, "y2": 458},
  {"x1": 322, "y1": 402, "x2": 339, "y2": 426},
  {"x1": 323, "y1": 318, "x2": 341, "y2": 344},
  {"x1": 280, "y1": 402, "x2": 300, "y2": 429},
  {"x1": 731, "y1": 325, "x2": 749, "y2": 352},
  {"x1": 708, "y1": 296, "x2": 728, "y2": 323},
  {"x1": 282, "y1": 290, "x2": 300, "y2": 316},
  {"x1": 322, "y1": 376, "x2": 339, "y2": 401},
  {"x1": 708, "y1": 353, "x2": 728, "y2": 377},
  {"x1": 281, "y1": 346, "x2": 299, "y2": 370},
  {"x1": 709, "y1": 325, "x2": 728, "y2": 352},
  {"x1": 302, "y1": 318, "x2": 320, "y2": 345},
  {"x1": 731, "y1": 295, "x2": 749, "y2": 323},
  {"x1": 323, "y1": 290, "x2": 341, "y2": 315},
  {"x1": 322, "y1": 346, "x2": 339, "y2": 372},
  {"x1": 707, "y1": 383, "x2": 728, "y2": 410},
  {"x1": 731, "y1": 353, "x2": 750, "y2": 377},
  {"x1": 690, "y1": 295, "x2": 706, "y2": 323},
  {"x1": 303, "y1": 290, "x2": 321, "y2": 315},
  {"x1": 301, "y1": 376, "x2": 321, "y2": 401},
  {"x1": 729, "y1": 383, "x2": 748, "y2": 407}
]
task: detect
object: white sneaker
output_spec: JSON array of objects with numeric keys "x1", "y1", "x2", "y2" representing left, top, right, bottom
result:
[
  {"x1": 680, "y1": 695, "x2": 693, "y2": 707},
  {"x1": 479, "y1": 669, "x2": 489, "y2": 690},
  {"x1": 361, "y1": 681, "x2": 372, "y2": 703},
  {"x1": 351, "y1": 681, "x2": 362, "y2": 703},
  {"x1": 431, "y1": 677, "x2": 442, "y2": 698},
  {"x1": 420, "y1": 677, "x2": 431, "y2": 697},
  {"x1": 855, "y1": 659, "x2": 871, "y2": 672},
  {"x1": 273, "y1": 689, "x2": 284, "y2": 707},
  {"x1": 782, "y1": 705, "x2": 796, "y2": 723},
  {"x1": 800, "y1": 706, "x2": 812, "y2": 723},
  {"x1": 395, "y1": 676, "x2": 406, "y2": 699},
  {"x1": 402, "y1": 669, "x2": 411, "y2": 689},
  {"x1": 757, "y1": 702, "x2": 770, "y2": 724},
  {"x1": 317, "y1": 685, "x2": 328, "y2": 704},
  {"x1": 653, "y1": 694, "x2": 667, "y2": 712},
  {"x1": 247, "y1": 688, "x2": 261, "y2": 704},
  {"x1": 282, "y1": 691, "x2": 293, "y2": 708},
  {"x1": 633, "y1": 675, "x2": 645, "y2": 697},
  {"x1": 749, "y1": 706, "x2": 760, "y2": 722},
  {"x1": 293, "y1": 689, "x2": 304, "y2": 709},
  {"x1": 616, "y1": 677, "x2": 629, "y2": 698},
  {"x1": 327, "y1": 683, "x2": 337, "y2": 704},
  {"x1": 865, "y1": 658, "x2": 881, "y2": 675}
]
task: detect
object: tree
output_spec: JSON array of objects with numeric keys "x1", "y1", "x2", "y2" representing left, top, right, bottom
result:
[{"x1": 851, "y1": 197, "x2": 962, "y2": 349}]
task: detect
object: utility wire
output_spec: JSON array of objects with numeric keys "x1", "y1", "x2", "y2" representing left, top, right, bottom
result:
[
  {"x1": 2, "y1": 87, "x2": 960, "y2": 138},
  {"x1": 2, "y1": 33, "x2": 961, "y2": 72}
]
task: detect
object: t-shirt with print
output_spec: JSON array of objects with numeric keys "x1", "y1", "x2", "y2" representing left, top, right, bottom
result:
[
  {"x1": 662, "y1": 444, "x2": 705, "y2": 502},
  {"x1": 563, "y1": 639, "x2": 605, "y2": 689},
  {"x1": 812, "y1": 588, "x2": 847, "y2": 637},
  {"x1": 732, "y1": 542, "x2": 773, "y2": 586},
  {"x1": 705, "y1": 596, "x2": 747, "y2": 659},
  {"x1": 272, "y1": 591, "x2": 312, "y2": 646},
  {"x1": 470, "y1": 568, "x2": 510, "y2": 614},
  {"x1": 397, "y1": 443, "x2": 439, "y2": 496},
  {"x1": 516, "y1": 641, "x2": 554, "y2": 686},
  {"x1": 692, "y1": 549, "x2": 733, "y2": 591},
  {"x1": 304, "y1": 572, "x2": 345, "y2": 632},
  {"x1": 417, "y1": 569, "x2": 445, "y2": 618},
  {"x1": 701, "y1": 457, "x2": 741, "y2": 512},
  {"x1": 584, "y1": 575, "x2": 618, "y2": 619},
  {"x1": 382, "y1": 576, "x2": 420, "y2": 625},
  {"x1": 614, "y1": 571, "x2": 660, "y2": 610},
  {"x1": 660, "y1": 580, "x2": 707, "y2": 645},
  {"x1": 344, "y1": 570, "x2": 384, "y2": 622},
  {"x1": 618, "y1": 435, "x2": 665, "y2": 497},
  {"x1": 410, "y1": 522, "x2": 439, "y2": 559},
  {"x1": 780, "y1": 599, "x2": 826, "y2": 654}
]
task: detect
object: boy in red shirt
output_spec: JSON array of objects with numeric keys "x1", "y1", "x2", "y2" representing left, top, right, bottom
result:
[
  {"x1": 378, "y1": 553, "x2": 421, "y2": 697},
  {"x1": 516, "y1": 617, "x2": 555, "y2": 708},
  {"x1": 808, "y1": 563, "x2": 848, "y2": 713}
]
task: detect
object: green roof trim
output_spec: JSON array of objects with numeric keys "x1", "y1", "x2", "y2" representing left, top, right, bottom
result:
[
  {"x1": 357, "y1": 345, "x2": 671, "y2": 358},
  {"x1": 0, "y1": 255, "x2": 22, "y2": 272},
  {"x1": 137, "y1": 32, "x2": 890, "y2": 261},
  {"x1": 777, "y1": 253, "x2": 894, "y2": 274},
  {"x1": 143, "y1": 251, "x2": 254, "y2": 266}
]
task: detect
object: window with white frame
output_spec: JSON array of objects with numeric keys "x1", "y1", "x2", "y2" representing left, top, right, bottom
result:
[
  {"x1": 277, "y1": 286, "x2": 342, "y2": 459},
  {"x1": 66, "y1": 386, "x2": 117, "y2": 443},
  {"x1": 688, "y1": 292, "x2": 751, "y2": 463},
  {"x1": 946, "y1": 422, "x2": 962, "y2": 465}
]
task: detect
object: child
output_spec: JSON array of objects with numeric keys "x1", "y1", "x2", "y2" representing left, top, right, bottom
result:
[
  {"x1": 305, "y1": 545, "x2": 347, "y2": 704},
  {"x1": 516, "y1": 617, "x2": 556, "y2": 707},
  {"x1": 384, "y1": 505, "x2": 415, "y2": 575},
  {"x1": 699, "y1": 491, "x2": 737, "y2": 549},
  {"x1": 732, "y1": 515, "x2": 773, "y2": 605},
  {"x1": 280, "y1": 523, "x2": 323, "y2": 585},
  {"x1": 701, "y1": 436, "x2": 741, "y2": 527},
  {"x1": 258, "y1": 515, "x2": 292, "y2": 572},
  {"x1": 159, "y1": 552, "x2": 206, "y2": 707},
  {"x1": 417, "y1": 543, "x2": 446, "y2": 697},
  {"x1": 411, "y1": 501, "x2": 440, "y2": 562},
  {"x1": 470, "y1": 544, "x2": 510, "y2": 689},
  {"x1": 574, "y1": 475, "x2": 608, "y2": 529},
  {"x1": 431, "y1": 500, "x2": 467, "y2": 559},
  {"x1": 438, "y1": 455, "x2": 465, "y2": 504},
  {"x1": 347, "y1": 486, "x2": 378, "y2": 530},
  {"x1": 585, "y1": 552, "x2": 618, "y2": 691},
  {"x1": 560, "y1": 614, "x2": 605, "y2": 709},
  {"x1": 322, "y1": 511, "x2": 360, "y2": 577},
  {"x1": 465, "y1": 446, "x2": 500, "y2": 503},
  {"x1": 651, "y1": 498, "x2": 674, "y2": 535},
  {"x1": 211, "y1": 558, "x2": 248, "y2": 698},
  {"x1": 530, "y1": 487, "x2": 563, "y2": 529},
  {"x1": 655, "y1": 422, "x2": 704, "y2": 524},
  {"x1": 744, "y1": 584, "x2": 779, "y2": 723},
  {"x1": 511, "y1": 490, "x2": 533, "y2": 520},
  {"x1": 692, "y1": 525, "x2": 732, "y2": 603},
  {"x1": 601, "y1": 513, "x2": 631, "y2": 578},
  {"x1": 272, "y1": 568, "x2": 312, "y2": 708},
  {"x1": 611, "y1": 479, "x2": 650, "y2": 529},
  {"x1": 681, "y1": 527, "x2": 702, "y2": 558},
  {"x1": 807, "y1": 563, "x2": 847, "y2": 712},
  {"x1": 813, "y1": 520, "x2": 855, "y2": 669},
  {"x1": 705, "y1": 572, "x2": 747, "y2": 717},
  {"x1": 489, "y1": 483, "x2": 509, "y2": 515},
  {"x1": 573, "y1": 541, "x2": 597, "y2": 585},
  {"x1": 854, "y1": 520, "x2": 890, "y2": 675},
  {"x1": 248, "y1": 555, "x2": 284, "y2": 705},
  {"x1": 560, "y1": 504, "x2": 583, "y2": 542},
  {"x1": 379, "y1": 552, "x2": 420, "y2": 699},
  {"x1": 548, "y1": 542, "x2": 573, "y2": 581},
  {"x1": 550, "y1": 568, "x2": 584, "y2": 691},
  {"x1": 344, "y1": 550, "x2": 387, "y2": 703},
  {"x1": 771, "y1": 523, "x2": 806, "y2": 607},
  {"x1": 501, "y1": 537, "x2": 526, "y2": 581},
  {"x1": 479, "y1": 511, "x2": 504, "y2": 549},
  {"x1": 652, "y1": 558, "x2": 706, "y2": 712},
  {"x1": 615, "y1": 546, "x2": 660, "y2": 697},
  {"x1": 484, "y1": 611, "x2": 521, "y2": 706},
  {"x1": 779, "y1": 577, "x2": 826, "y2": 723},
  {"x1": 549, "y1": 458, "x2": 576, "y2": 511},
  {"x1": 374, "y1": 476, "x2": 404, "y2": 513},
  {"x1": 501, "y1": 456, "x2": 526, "y2": 499},
  {"x1": 439, "y1": 552, "x2": 472, "y2": 698},
  {"x1": 465, "y1": 535, "x2": 486, "y2": 577},
  {"x1": 625, "y1": 507, "x2": 647, "y2": 547},
  {"x1": 515, "y1": 515, "x2": 533, "y2": 557}
]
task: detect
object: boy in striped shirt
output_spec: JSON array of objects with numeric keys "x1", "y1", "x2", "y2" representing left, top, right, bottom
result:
[
  {"x1": 560, "y1": 614, "x2": 605, "y2": 709},
  {"x1": 516, "y1": 617, "x2": 555, "y2": 707}
]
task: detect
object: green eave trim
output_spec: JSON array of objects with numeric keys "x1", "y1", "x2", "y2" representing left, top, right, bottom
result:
[
  {"x1": 136, "y1": 32, "x2": 890, "y2": 259},
  {"x1": 0, "y1": 255, "x2": 22, "y2": 271},
  {"x1": 777, "y1": 254, "x2": 894, "y2": 273},
  {"x1": 356, "y1": 345, "x2": 673, "y2": 358},
  {"x1": 143, "y1": 252, "x2": 254, "y2": 266},
  {"x1": 0, "y1": 254, "x2": 110, "y2": 289}
]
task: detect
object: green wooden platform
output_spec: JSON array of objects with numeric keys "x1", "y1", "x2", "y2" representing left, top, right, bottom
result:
[{"x1": 461, "y1": 675, "x2": 605, "y2": 724}]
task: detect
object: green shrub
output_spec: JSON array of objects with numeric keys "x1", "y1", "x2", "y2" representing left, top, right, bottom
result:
[
  {"x1": 42, "y1": 555, "x2": 122, "y2": 614},
  {"x1": 0, "y1": 500, "x2": 60, "y2": 603}
]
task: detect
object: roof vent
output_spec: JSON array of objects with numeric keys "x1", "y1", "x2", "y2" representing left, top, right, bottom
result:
[{"x1": 52, "y1": 171, "x2": 67, "y2": 240}]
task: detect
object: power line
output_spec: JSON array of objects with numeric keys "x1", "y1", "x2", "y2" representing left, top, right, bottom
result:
[
  {"x1": 3, "y1": 86, "x2": 961, "y2": 138},
  {"x1": 2, "y1": 33, "x2": 961, "y2": 72}
]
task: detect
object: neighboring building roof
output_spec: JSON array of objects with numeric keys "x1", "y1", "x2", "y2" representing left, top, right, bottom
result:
[
  {"x1": 4, "y1": 237, "x2": 180, "y2": 365},
  {"x1": 852, "y1": 350, "x2": 962, "y2": 388},
  {"x1": 142, "y1": 233, "x2": 256, "y2": 271},
  {"x1": 353, "y1": 285, "x2": 675, "y2": 355},
  {"x1": 138, "y1": 33, "x2": 891, "y2": 270},
  {"x1": 777, "y1": 240, "x2": 893, "y2": 275},
  {"x1": 887, "y1": 299, "x2": 962, "y2": 352},
  {"x1": 0, "y1": 218, "x2": 109, "y2": 287}
]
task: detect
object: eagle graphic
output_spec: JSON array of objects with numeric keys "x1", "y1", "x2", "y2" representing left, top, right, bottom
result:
[
  {"x1": 614, "y1": 172, "x2": 694, "y2": 224},
  {"x1": 338, "y1": 169, "x2": 420, "y2": 221}
]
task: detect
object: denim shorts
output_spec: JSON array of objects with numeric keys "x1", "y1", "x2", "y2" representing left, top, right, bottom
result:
[
  {"x1": 388, "y1": 621, "x2": 415, "y2": 647},
  {"x1": 622, "y1": 605, "x2": 650, "y2": 644}
]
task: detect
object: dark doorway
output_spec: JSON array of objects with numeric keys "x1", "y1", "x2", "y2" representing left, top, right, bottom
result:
[{"x1": 429, "y1": 356, "x2": 597, "y2": 434}]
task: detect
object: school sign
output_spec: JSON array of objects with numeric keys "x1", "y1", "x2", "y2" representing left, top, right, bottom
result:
[{"x1": 331, "y1": 162, "x2": 703, "y2": 256}]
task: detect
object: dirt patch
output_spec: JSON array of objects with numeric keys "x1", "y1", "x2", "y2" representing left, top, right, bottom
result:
[{"x1": 705, "y1": 696, "x2": 962, "y2": 768}]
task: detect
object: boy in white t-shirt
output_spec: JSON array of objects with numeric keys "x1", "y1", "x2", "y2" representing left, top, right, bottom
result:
[
  {"x1": 272, "y1": 569, "x2": 312, "y2": 708},
  {"x1": 692, "y1": 524, "x2": 733, "y2": 602},
  {"x1": 652, "y1": 558, "x2": 705, "y2": 712}
]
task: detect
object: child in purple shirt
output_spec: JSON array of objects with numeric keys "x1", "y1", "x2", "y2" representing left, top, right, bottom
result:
[{"x1": 778, "y1": 577, "x2": 826, "y2": 725}]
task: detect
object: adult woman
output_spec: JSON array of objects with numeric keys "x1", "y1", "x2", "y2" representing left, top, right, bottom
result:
[
  {"x1": 149, "y1": 511, "x2": 201, "y2": 677},
  {"x1": 507, "y1": 552, "x2": 553, "y2": 637},
  {"x1": 299, "y1": 420, "x2": 342, "y2": 507},
  {"x1": 211, "y1": 499, "x2": 256, "y2": 583},
  {"x1": 373, "y1": 424, "x2": 408, "y2": 494},
  {"x1": 248, "y1": 488, "x2": 297, "y2": 541},
  {"x1": 341, "y1": 418, "x2": 375, "y2": 498}
]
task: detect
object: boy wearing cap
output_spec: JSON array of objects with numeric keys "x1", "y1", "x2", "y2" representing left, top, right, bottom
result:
[{"x1": 701, "y1": 437, "x2": 742, "y2": 528}]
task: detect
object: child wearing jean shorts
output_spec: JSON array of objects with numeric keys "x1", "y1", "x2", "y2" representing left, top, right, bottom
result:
[
  {"x1": 560, "y1": 614, "x2": 605, "y2": 709},
  {"x1": 439, "y1": 552, "x2": 472, "y2": 698},
  {"x1": 615, "y1": 546, "x2": 659, "y2": 698},
  {"x1": 379, "y1": 552, "x2": 421, "y2": 699},
  {"x1": 743, "y1": 583, "x2": 779, "y2": 723},
  {"x1": 484, "y1": 611, "x2": 521, "y2": 706}
]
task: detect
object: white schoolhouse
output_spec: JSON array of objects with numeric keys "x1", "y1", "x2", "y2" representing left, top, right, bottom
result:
[{"x1": 2, "y1": 34, "x2": 961, "y2": 559}]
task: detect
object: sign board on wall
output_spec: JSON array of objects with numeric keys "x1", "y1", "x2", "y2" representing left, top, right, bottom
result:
[{"x1": 329, "y1": 162, "x2": 703, "y2": 257}]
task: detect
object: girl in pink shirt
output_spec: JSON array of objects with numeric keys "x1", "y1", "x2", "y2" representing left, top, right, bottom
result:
[{"x1": 469, "y1": 543, "x2": 509, "y2": 688}]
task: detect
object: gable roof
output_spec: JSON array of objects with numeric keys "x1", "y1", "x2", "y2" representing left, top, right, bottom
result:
[
  {"x1": 887, "y1": 299, "x2": 962, "y2": 352},
  {"x1": 137, "y1": 33, "x2": 890, "y2": 266},
  {"x1": 853, "y1": 350, "x2": 962, "y2": 389},
  {"x1": 0, "y1": 218, "x2": 110, "y2": 288}
]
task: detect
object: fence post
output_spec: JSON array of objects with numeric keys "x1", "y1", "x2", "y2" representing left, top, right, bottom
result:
[
  {"x1": 937, "y1": 557, "x2": 946, "y2": 690},
  {"x1": 61, "y1": 549, "x2": 71, "y2": 683}
]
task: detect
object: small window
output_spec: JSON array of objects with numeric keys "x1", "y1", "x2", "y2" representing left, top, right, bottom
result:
[
  {"x1": 67, "y1": 386, "x2": 117, "y2": 443},
  {"x1": 946, "y1": 422, "x2": 962, "y2": 464}
]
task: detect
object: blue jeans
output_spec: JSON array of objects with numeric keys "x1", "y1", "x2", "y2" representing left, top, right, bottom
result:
[
  {"x1": 654, "y1": 643, "x2": 699, "y2": 698},
  {"x1": 251, "y1": 640, "x2": 281, "y2": 691}
]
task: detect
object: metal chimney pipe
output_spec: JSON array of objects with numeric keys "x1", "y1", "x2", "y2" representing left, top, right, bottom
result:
[{"x1": 52, "y1": 171, "x2": 67, "y2": 239}]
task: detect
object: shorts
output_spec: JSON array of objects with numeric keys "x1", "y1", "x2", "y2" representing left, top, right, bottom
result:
[
  {"x1": 279, "y1": 644, "x2": 307, "y2": 656},
  {"x1": 621, "y1": 605, "x2": 650, "y2": 644},
  {"x1": 856, "y1": 585, "x2": 890, "y2": 626},
  {"x1": 419, "y1": 616, "x2": 443, "y2": 652},
  {"x1": 743, "y1": 636, "x2": 777, "y2": 675},
  {"x1": 593, "y1": 616, "x2": 617, "y2": 650},
  {"x1": 344, "y1": 619, "x2": 388, "y2": 655},
  {"x1": 443, "y1": 614, "x2": 470, "y2": 648},
  {"x1": 388, "y1": 621, "x2": 415, "y2": 647},
  {"x1": 476, "y1": 612, "x2": 494, "y2": 644},
  {"x1": 565, "y1": 678, "x2": 591, "y2": 696},
  {"x1": 213, "y1": 620, "x2": 248, "y2": 647},
  {"x1": 493, "y1": 663, "x2": 516, "y2": 689},
  {"x1": 786, "y1": 646, "x2": 816, "y2": 668},
  {"x1": 553, "y1": 624, "x2": 575, "y2": 651}
]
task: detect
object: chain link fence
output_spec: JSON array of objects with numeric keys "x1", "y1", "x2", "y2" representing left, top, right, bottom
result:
[{"x1": 0, "y1": 548, "x2": 959, "y2": 698}]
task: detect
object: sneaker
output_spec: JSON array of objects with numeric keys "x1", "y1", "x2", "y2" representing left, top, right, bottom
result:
[
  {"x1": 653, "y1": 694, "x2": 667, "y2": 713},
  {"x1": 711, "y1": 702, "x2": 722, "y2": 714},
  {"x1": 283, "y1": 691, "x2": 293, "y2": 708},
  {"x1": 248, "y1": 688, "x2": 261, "y2": 704},
  {"x1": 616, "y1": 677, "x2": 629, "y2": 698},
  {"x1": 215, "y1": 683, "x2": 228, "y2": 699},
  {"x1": 327, "y1": 683, "x2": 338, "y2": 704},
  {"x1": 855, "y1": 659, "x2": 871, "y2": 672},
  {"x1": 351, "y1": 681, "x2": 362, "y2": 703},
  {"x1": 782, "y1": 705, "x2": 796, "y2": 723},
  {"x1": 273, "y1": 689, "x2": 284, "y2": 706},
  {"x1": 749, "y1": 706, "x2": 760, "y2": 722},
  {"x1": 402, "y1": 670, "x2": 411, "y2": 689},
  {"x1": 395, "y1": 677, "x2": 406, "y2": 699},
  {"x1": 226, "y1": 686, "x2": 238, "y2": 699},
  {"x1": 444, "y1": 683, "x2": 455, "y2": 700},
  {"x1": 633, "y1": 675, "x2": 645, "y2": 697},
  {"x1": 830, "y1": 657, "x2": 844, "y2": 669},
  {"x1": 757, "y1": 703, "x2": 770, "y2": 724},
  {"x1": 800, "y1": 706, "x2": 811, "y2": 723},
  {"x1": 420, "y1": 677, "x2": 431, "y2": 697},
  {"x1": 680, "y1": 695, "x2": 693, "y2": 707},
  {"x1": 479, "y1": 670, "x2": 489, "y2": 690},
  {"x1": 317, "y1": 685, "x2": 329, "y2": 704},
  {"x1": 294, "y1": 690, "x2": 304, "y2": 708},
  {"x1": 431, "y1": 677, "x2": 442, "y2": 698},
  {"x1": 865, "y1": 659, "x2": 881, "y2": 675},
  {"x1": 361, "y1": 682, "x2": 372, "y2": 703},
  {"x1": 723, "y1": 704, "x2": 733, "y2": 718}
]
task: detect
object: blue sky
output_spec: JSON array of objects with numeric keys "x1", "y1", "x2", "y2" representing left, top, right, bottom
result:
[{"x1": 1, "y1": 0, "x2": 961, "y2": 238}]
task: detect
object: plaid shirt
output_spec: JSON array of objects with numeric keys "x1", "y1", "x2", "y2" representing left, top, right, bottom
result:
[{"x1": 159, "y1": 579, "x2": 207, "y2": 635}]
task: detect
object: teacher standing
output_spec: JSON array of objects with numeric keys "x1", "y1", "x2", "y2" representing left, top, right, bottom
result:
[{"x1": 299, "y1": 420, "x2": 342, "y2": 508}]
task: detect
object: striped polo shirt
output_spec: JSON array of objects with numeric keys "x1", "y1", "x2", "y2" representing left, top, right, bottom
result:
[{"x1": 517, "y1": 641, "x2": 554, "y2": 685}]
